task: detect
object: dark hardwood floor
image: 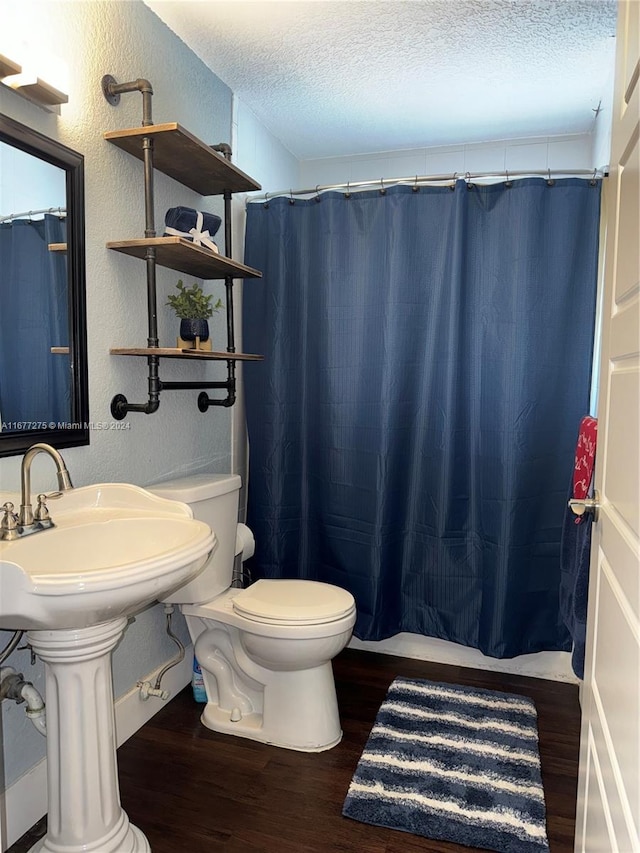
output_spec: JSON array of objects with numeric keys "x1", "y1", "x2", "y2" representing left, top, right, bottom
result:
[{"x1": 8, "y1": 648, "x2": 581, "y2": 852}]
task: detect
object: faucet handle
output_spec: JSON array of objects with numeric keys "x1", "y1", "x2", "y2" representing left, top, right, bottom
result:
[
  {"x1": 1, "y1": 502, "x2": 19, "y2": 538},
  {"x1": 34, "y1": 494, "x2": 52, "y2": 523},
  {"x1": 28, "y1": 492, "x2": 62, "y2": 525}
]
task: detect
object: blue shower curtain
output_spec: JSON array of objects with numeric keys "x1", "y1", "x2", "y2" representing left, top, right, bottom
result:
[
  {"x1": 0, "y1": 215, "x2": 70, "y2": 426},
  {"x1": 242, "y1": 179, "x2": 601, "y2": 658}
]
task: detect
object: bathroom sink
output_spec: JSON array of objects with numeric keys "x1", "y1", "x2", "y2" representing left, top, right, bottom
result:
[{"x1": 0, "y1": 483, "x2": 215, "y2": 630}]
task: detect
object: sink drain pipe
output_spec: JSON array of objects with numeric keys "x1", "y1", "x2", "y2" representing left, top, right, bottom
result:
[{"x1": 0, "y1": 666, "x2": 46, "y2": 735}]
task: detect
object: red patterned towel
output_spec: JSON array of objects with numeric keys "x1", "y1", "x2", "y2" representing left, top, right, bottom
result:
[{"x1": 572, "y1": 416, "x2": 598, "y2": 522}]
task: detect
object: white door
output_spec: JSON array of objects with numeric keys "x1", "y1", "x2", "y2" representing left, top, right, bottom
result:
[{"x1": 574, "y1": 1, "x2": 640, "y2": 851}]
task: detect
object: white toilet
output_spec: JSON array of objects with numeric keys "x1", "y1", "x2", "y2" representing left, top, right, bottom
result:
[{"x1": 150, "y1": 474, "x2": 356, "y2": 752}]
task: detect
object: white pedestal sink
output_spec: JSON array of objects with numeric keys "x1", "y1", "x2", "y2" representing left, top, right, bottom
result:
[{"x1": 0, "y1": 483, "x2": 215, "y2": 853}]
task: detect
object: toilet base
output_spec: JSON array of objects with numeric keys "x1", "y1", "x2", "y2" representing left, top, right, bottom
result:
[
  {"x1": 200, "y1": 703, "x2": 343, "y2": 752},
  {"x1": 198, "y1": 659, "x2": 344, "y2": 751},
  {"x1": 184, "y1": 597, "x2": 356, "y2": 752}
]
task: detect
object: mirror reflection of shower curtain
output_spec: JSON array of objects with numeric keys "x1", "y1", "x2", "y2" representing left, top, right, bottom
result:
[
  {"x1": 243, "y1": 179, "x2": 601, "y2": 658},
  {"x1": 0, "y1": 215, "x2": 70, "y2": 427}
]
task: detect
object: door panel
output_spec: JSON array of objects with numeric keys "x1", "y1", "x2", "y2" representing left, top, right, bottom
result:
[
  {"x1": 598, "y1": 511, "x2": 639, "y2": 618},
  {"x1": 592, "y1": 561, "x2": 640, "y2": 822},
  {"x1": 615, "y1": 131, "x2": 638, "y2": 298},
  {"x1": 585, "y1": 723, "x2": 635, "y2": 853},
  {"x1": 583, "y1": 744, "x2": 615, "y2": 852},
  {"x1": 606, "y1": 369, "x2": 639, "y2": 531},
  {"x1": 621, "y1": 1, "x2": 638, "y2": 104},
  {"x1": 574, "y1": 1, "x2": 640, "y2": 851}
]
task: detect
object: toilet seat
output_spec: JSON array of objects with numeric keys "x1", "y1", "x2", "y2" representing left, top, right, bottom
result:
[{"x1": 233, "y1": 579, "x2": 355, "y2": 626}]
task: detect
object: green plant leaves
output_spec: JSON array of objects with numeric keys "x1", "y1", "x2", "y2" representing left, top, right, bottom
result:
[{"x1": 166, "y1": 279, "x2": 223, "y2": 319}]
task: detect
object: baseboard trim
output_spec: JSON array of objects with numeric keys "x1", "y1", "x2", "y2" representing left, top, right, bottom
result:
[
  {"x1": 349, "y1": 632, "x2": 577, "y2": 683},
  {"x1": 0, "y1": 646, "x2": 194, "y2": 852}
]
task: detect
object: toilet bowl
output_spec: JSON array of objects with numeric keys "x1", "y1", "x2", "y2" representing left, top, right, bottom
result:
[{"x1": 150, "y1": 475, "x2": 356, "y2": 751}]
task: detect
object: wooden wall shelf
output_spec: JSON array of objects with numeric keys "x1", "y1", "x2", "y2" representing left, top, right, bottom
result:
[
  {"x1": 111, "y1": 347, "x2": 263, "y2": 362},
  {"x1": 104, "y1": 123, "x2": 261, "y2": 195},
  {"x1": 102, "y1": 83, "x2": 263, "y2": 416},
  {"x1": 107, "y1": 237, "x2": 262, "y2": 280}
]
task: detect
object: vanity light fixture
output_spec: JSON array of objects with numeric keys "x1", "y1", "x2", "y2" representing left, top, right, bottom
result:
[
  {"x1": 2, "y1": 73, "x2": 68, "y2": 108},
  {"x1": 0, "y1": 53, "x2": 22, "y2": 78},
  {"x1": 0, "y1": 50, "x2": 68, "y2": 110}
]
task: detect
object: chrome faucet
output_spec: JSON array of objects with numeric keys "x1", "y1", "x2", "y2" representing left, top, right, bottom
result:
[{"x1": 19, "y1": 443, "x2": 73, "y2": 526}]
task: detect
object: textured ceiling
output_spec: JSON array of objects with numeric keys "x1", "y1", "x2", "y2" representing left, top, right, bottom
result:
[{"x1": 144, "y1": 0, "x2": 618, "y2": 160}]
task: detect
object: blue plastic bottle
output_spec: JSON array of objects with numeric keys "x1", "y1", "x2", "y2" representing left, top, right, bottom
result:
[{"x1": 191, "y1": 655, "x2": 207, "y2": 703}]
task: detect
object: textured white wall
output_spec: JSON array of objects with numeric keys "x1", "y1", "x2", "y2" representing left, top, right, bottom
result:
[
  {"x1": 299, "y1": 133, "x2": 597, "y2": 190},
  {"x1": 234, "y1": 98, "x2": 300, "y2": 195},
  {"x1": 0, "y1": 0, "x2": 235, "y2": 792},
  {"x1": 591, "y1": 57, "x2": 616, "y2": 170}
]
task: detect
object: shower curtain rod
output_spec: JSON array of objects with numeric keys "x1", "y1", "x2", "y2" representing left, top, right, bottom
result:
[
  {"x1": 248, "y1": 168, "x2": 604, "y2": 204},
  {"x1": 0, "y1": 206, "x2": 66, "y2": 223}
]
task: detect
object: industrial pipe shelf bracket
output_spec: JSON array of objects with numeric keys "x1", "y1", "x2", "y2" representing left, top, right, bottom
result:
[{"x1": 102, "y1": 75, "x2": 246, "y2": 419}]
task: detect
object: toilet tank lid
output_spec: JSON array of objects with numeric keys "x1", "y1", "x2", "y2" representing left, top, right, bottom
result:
[{"x1": 149, "y1": 473, "x2": 241, "y2": 503}]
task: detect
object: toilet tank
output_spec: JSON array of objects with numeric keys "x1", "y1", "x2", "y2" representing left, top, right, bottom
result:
[{"x1": 149, "y1": 474, "x2": 241, "y2": 604}]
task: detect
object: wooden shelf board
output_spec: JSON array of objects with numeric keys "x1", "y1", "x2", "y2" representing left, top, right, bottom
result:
[
  {"x1": 106, "y1": 237, "x2": 262, "y2": 280},
  {"x1": 104, "y1": 123, "x2": 261, "y2": 195},
  {"x1": 110, "y1": 347, "x2": 263, "y2": 362}
]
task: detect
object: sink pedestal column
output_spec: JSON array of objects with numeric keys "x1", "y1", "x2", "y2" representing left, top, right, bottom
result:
[{"x1": 27, "y1": 619, "x2": 150, "y2": 853}]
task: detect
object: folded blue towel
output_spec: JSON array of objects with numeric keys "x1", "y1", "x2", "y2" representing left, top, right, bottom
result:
[{"x1": 164, "y1": 206, "x2": 221, "y2": 253}]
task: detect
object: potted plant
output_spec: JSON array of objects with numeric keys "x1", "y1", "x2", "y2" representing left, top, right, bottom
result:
[{"x1": 167, "y1": 279, "x2": 223, "y2": 347}]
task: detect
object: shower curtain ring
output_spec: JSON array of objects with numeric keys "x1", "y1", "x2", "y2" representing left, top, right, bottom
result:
[
  {"x1": 289, "y1": 189, "x2": 295, "y2": 205},
  {"x1": 465, "y1": 171, "x2": 474, "y2": 189},
  {"x1": 379, "y1": 178, "x2": 386, "y2": 195},
  {"x1": 314, "y1": 185, "x2": 321, "y2": 203},
  {"x1": 505, "y1": 170, "x2": 513, "y2": 188},
  {"x1": 263, "y1": 191, "x2": 269, "y2": 208},
  {"x1": 412, "y1": 175, "x2": 419, "y2": 193},
  {"x1": 344, "y1": 181, "x2": 351, "y2": 199},
  {"x1": 590, "y1": 169, "x2": 598, "y2": 186},
  {"x1": 547, "y1": 169, "x2": 555, "y2": 187},
  {"x1": 449, "y1": 172, "x2": 457, "y2": 191}
]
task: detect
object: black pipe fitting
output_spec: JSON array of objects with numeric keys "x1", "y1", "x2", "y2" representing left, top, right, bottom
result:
[{"x1": 211, "y1": 142, "x2": 233, "y2": 160}]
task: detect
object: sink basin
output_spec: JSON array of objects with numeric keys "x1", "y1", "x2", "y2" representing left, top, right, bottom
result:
[{"x1": 0, "y1": 483, "x2": 215, "y2": 630}]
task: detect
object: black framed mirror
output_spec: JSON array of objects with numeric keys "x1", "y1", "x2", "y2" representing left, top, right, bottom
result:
[{"x1": 0, "y1": 114, "x2": 89, "y2": 457}]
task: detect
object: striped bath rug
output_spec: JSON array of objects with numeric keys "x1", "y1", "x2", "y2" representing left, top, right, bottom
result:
[{"x1": 342, "y1": 677, "x2": 549, "y2": 852}]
